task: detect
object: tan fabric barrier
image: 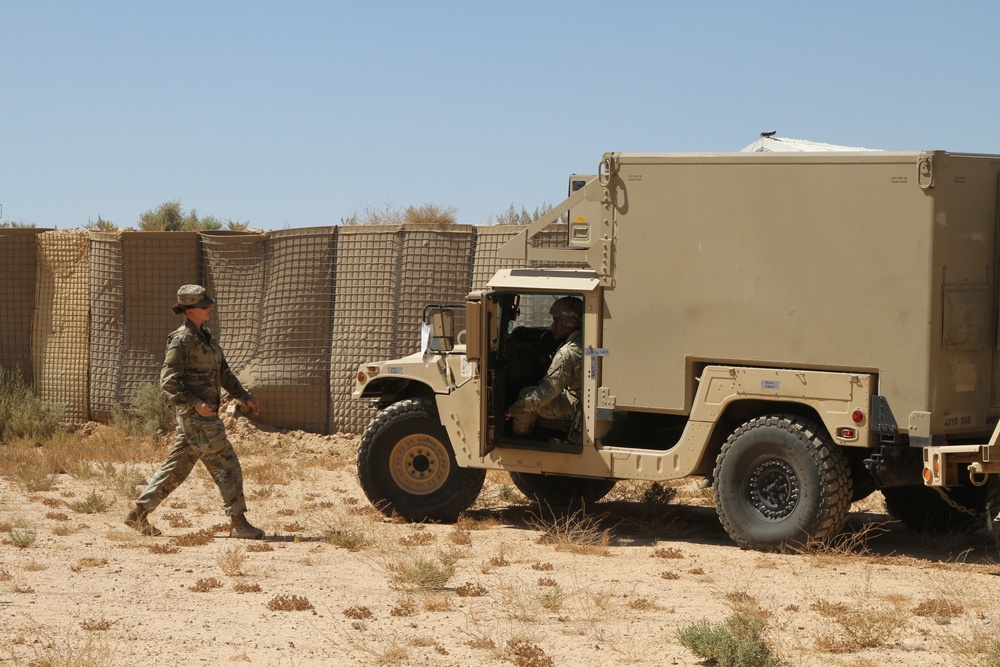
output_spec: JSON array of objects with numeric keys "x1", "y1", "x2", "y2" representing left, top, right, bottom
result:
[{"x1": 33, "y1": 231, "x2": 90, "y2": 420}]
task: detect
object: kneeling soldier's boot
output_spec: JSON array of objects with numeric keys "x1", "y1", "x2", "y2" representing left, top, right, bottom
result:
[
  {"x1": 230, "y1": 513, "x2": 265, "y2": 540},
  {"x1": 124, "y1": 504, "x2": 162, "y2": 537}
]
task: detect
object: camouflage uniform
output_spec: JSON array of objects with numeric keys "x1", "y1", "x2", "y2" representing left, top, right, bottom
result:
[
  {"x1": 508, "y1": 328, "x2": 583, "y2": 435},
  {"x1": 135, "y1": 319, "x2": 254, "y2": 516}
]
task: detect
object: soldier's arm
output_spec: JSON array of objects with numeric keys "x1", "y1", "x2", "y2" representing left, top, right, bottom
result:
[
  {"x1": 220, "y1": 356, "x2": 252, "y2": 403},
  {"x1": 160, "y1": 337, "x2": 194, "y2": 408},
  {"x1": 507, "y1": 348, "x2": 573, "y2": 415}
]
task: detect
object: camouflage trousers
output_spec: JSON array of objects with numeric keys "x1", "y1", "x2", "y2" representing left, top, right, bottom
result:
[
  {"x1": 135, "y1": 413, "x2": 247, "y2": 516},
  {"x1": 511, "y1": 387, "x2": 579, "y2": 436}
]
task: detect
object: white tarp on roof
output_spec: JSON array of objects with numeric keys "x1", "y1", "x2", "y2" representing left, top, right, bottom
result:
[{"x1": 740, "y1": 134, "x2": 881, "y2": 153}]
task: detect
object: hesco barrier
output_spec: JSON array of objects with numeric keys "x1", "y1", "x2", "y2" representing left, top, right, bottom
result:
[
  {"x1": 2, "y1": 224, "x2": 577, "y2": 434},
  {"x1": 0, "y1": 228, "x2": 48, "y2": 386},
  {"x1": 33, "y1": 231, "x2": 91, "y2": 420}
]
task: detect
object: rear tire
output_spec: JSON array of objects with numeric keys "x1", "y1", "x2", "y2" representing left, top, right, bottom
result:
[
  {"x1": 509, "y1": 472, "x2": 616, "y2": 509},
  {"x1": 713, "y1": 414, "x2": 852, "y2": 550},
  {"x1": 357, "y1": 398, "x2": 485, "y2": 522}
]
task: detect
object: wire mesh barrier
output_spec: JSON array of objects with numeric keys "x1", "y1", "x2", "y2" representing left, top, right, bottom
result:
[
  {"x1": 3, "y1": 224, "x2": 579, "y2": 434},
  {"x1": 201, "y1": 232, "x2": 266, "y2": 375},
  {"x1": 32, "y1": 231, "x2": 90, "y2": 420},
  {"x1": 121, "y1": 232, "x2": 200, "y2": 412},
  {"x1": 251, "y1": 228, "x2": 336, "y2": 433},
  {"x1": 328, "y1": 226, "x2": 400, "y2": 433},
  {"x1": 0, "y1": 228, "x2": 47, "y2": 385},
  {"x1": 471, "y1": 225, "x2": 525, "y2": 289},
  {"x1": 88, "y1": 233, "x2": 124, "y2": 421}
]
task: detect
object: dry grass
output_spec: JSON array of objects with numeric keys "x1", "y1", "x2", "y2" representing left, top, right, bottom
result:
[
  {"x1": 266, "y1": 594, "x2": 314, "y2": 611},
  {"x1": 217, "y1": 545, "x2": 247, "y2": 576},
  {"x1": 812, "y1": 597, "x2": 908, "y2": 652},
  {"x1": 7, "y1": 525, "x2": 37, "y2": 548},
  {"x1": 529, "y1": 508, "x2": 612, "y2": 555},
  {"x1": 456, "y1": 581, "x2": 488, "y2": 597},
  {"x1": 652, "y1": 546, "x2": 684, "y2": 559},
  {"x1": 66, "y1": 490, "x2": 114, "y2": 514},
  {"x1": 172, "y1": 527, "x2": 216, "y2": 547},
  {"x1": 343, "y1": 605, "x2": 373, "y2": 619},
  {"x1": 189, "y1": 577, "x2": 223, "y2": 592},
  {"x1": 80, "y1": 618, "x2": 115, "y2": 631},
  {"x1": 505, "y1": 639, "x2": 555, "y2": 667},
  {"x1": 388, "y1": 556, "x2": 455, "y2": 591},
  {"x1": 234, "y1": 581, "x2": 262, "y2": 593},
  {"x1": 70, "y1": 557, "x2": 108, "y2": 572}
]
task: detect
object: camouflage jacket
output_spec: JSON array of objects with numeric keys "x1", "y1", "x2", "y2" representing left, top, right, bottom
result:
[
  {"x1": 507, "y1": 329, "x2": 582, "y2": 416},
  {"x1": 160, "y1": 320, "x2": 251, "y2": 413}
]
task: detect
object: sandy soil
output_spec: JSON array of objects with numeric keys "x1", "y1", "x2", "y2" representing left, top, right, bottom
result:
[{"x1": 1, "y1": 416, "x2": 999, "y2": 667}]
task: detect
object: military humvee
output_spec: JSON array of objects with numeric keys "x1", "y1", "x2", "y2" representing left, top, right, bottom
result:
[{"x1": 353, "y1": 150, "x2": 1000, "y2": 550}]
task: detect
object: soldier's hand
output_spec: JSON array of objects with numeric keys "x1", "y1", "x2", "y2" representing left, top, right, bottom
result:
[
  {"x1": 195, "y1": 400, "x2": 217, "y2": 417},
  {"x1": 246, "y1": 398, "x2": 261, "y2": 416}
]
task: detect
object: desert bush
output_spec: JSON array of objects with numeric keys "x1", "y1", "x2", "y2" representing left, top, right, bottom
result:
[
  {"x1": 7, "y1": 526, "x2": 38, "y2": 548},
  {"x1": 341, "y1": 201, "x2": 457, "y2": 226},
  {"x1": 505, "y1": 639, "x2": 554, "y2": 667},
  {"x1": 267, "y1": 594, "x2": 314, "y2": 611},
  {"x1": 84, "y1": 215, "x2": 117, "y2": 232},
  {"x1": 0, "y1": 367, "x2": 66, "y2": 441},
  {"x1": 388, "y1": 556, "x2": 455, "y2": 591},
  {"x1": 189, "y1": 577, "x2": 223, "y2": 592},
  {"x1": 488, "y1": 203, "x2": 554, "y2": 226},
  {"x1": 677, "y1": 611, "x2": 780, "y2": 667},
  {"x1": 530, "y1": 508, "x2": 611, "y2": 555},
  {"x1": 66, "y1": 490, "x2": 114, "y2": 514},
  {"x1": 217, "y1": 545, "x2": 247, "y2": 576},
  {"x1": 138, "y1": 200, "x2": 223, "y2": 232},
  {"x1": 234, "y1": 581, "x2": 261, "y2": 593},
  {"x1": 111, "y1": 382, "x2": 174, "y2": 437}
]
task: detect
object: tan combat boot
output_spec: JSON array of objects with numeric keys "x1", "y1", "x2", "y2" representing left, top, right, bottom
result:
[
  {"x1": 230, "y1": 514, "x2": 265, "y2": 540},
  {"x1": 124, "y1": 504, "x2": 162, "y2": 537}
]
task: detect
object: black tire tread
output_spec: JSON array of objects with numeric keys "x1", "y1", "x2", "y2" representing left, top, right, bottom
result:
[
  {"x1": 713, "y1": 414, "x2": 852, "y2": 550},
  {"x1": 357, "y1": 398, "x2": 485, "y2": 522}
]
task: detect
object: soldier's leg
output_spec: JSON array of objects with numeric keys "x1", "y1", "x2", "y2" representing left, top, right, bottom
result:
[
  {"x1": 199, "y1": 440, "x2": 248, "y2": 517},
  {"x1": 127, "y1": 424, "x2": 199, "y2": 535},
  {"x1": 512, "y1": 386, "x2": 539, "y2": 435},
  {"x1": 535, "y1": 394, "x2": 576, "y2": 421},
  {"x1": 134, "y1": 429, "x2": 199, "y2": 513}
]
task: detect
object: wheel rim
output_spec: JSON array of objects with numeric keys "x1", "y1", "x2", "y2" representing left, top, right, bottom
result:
[
  {"x1": 746, "y1": 457, "x2": 800, "y2": 521},
  {"x1": 388, "y1": 434, "x2": 450, "y2": 496}
]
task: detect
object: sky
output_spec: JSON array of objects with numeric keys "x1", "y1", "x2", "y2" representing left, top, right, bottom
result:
[{"x1": 3, "y1": 1, "x2": 1000, "y2": 230}]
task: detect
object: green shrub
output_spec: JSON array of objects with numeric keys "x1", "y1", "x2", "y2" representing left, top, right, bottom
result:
[
  {"x1": 112, "y1": 382, "x2": 174, "y2": 436},
  {"x1": 677, "y1": 612, "x2": 780, "y2": 667},
  {"x1": 0, "y1": 367, "x2": 65, "y2": 442}
]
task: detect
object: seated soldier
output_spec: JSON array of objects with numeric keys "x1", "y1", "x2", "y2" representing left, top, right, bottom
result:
[{"x1": 505, "y1": 296, "x2": 584, "y2": 436}]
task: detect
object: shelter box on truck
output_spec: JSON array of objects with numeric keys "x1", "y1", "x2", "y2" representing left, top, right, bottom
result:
[{"x1": 354, "y1": 150, "x2": 1000, "y2": 551}]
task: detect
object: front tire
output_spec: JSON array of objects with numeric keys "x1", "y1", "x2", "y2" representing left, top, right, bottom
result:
[
  {"x1": 713, "y1": 415, "x2": 852, "y2": 550},
  {"x1": 509, "y1": 472, "x2": 617, "y2": 509},
  {"x1": 357, "y1": 398, "x2": 485, "y2": 522}
]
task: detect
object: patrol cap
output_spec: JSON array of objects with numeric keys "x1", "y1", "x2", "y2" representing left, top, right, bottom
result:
[{"x1": 177, "y1": 284, "x2": 215, "y2": 309}]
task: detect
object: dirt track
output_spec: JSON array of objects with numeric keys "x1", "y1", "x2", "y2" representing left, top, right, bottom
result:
[{"x1": 1, "y1": 418, "x2": 999, "y2": 666}]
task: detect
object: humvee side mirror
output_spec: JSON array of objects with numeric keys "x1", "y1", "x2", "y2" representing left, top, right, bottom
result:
[{"x1": 425, "y1": 306, "x2": 455, "y2": 352}]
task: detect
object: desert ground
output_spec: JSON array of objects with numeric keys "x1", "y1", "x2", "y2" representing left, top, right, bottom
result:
[{"x1": 1, "y1": 413, "x2": 999, "y2": 667}]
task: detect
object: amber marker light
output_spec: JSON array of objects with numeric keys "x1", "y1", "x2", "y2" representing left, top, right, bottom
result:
[{"x1": 357, "y1": 371, "x2": 366, "y2": 384}]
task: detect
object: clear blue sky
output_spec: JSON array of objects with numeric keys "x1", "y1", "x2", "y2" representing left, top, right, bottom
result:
[{"x1": 3, "y1": 1, "x2": 999, "y2": 230}]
